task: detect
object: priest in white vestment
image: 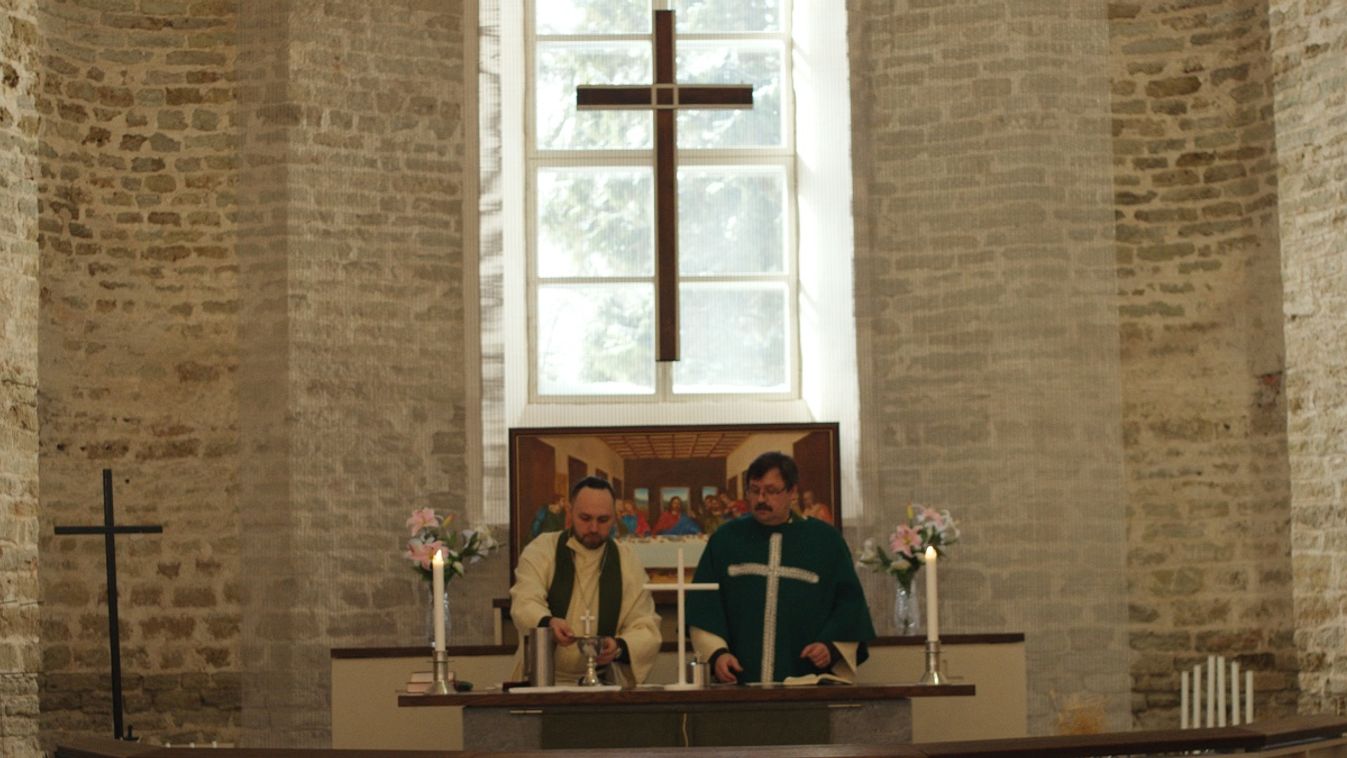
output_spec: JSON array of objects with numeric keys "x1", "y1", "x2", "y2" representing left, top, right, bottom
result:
[{"x1": 510, "y1": 476, "x2": 662, "y2": 685}]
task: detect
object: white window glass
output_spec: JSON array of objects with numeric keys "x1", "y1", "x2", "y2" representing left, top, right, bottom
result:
[
  {"x1": 538, "y1": 168, "x2": 654, "y2": 277},
  {"x1": 537, "y1": 284, "x2": 656, "y2": 395},
  {"x1": 674, "y1": 0, "x2": 784, "y2": 33},
  {"x1": 678, "y1": 166, "x2": 786, "y2": 275},
  {"x1": 536, "y1": 43, "x2": 653, "y2": 151},
  {"x1": 537, "y1": 0, "x2": 650, "y2": 35},
  {"x1": 528, "y1": 0, "x2": 796, "y2": 401},
  {"x1": 673, "y1": 283, "x2": 790, "y2": 394},
  {"x1": 676, "y1": 42, "x2": 785, "y2": 148}
]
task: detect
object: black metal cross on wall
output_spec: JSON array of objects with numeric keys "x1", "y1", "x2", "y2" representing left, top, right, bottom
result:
[
  {"x1": 53, "y1": 468, "x2": 163, "y2": 741},
  {"x1": 576, "y1": 4, "x2": 755, "y2": 363}
]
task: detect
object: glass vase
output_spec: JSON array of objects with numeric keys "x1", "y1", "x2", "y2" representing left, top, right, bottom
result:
[
  {"x1": 894, "y1": 579, "x2": 921, "y2": 636},
  {"x1": 426, "y1": 584, "x2": 451, "y2": 648}
]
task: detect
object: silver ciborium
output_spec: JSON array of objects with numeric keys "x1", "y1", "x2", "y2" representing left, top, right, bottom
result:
[{"x1": 575, "y1": 636, "x2": 603, "y2": 686}]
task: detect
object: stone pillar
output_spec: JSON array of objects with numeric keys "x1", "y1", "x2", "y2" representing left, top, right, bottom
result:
[
  {"x1": 848, "y1": 1, "x2": 1130, "y2": 733},
  {"x1": 0, "y1": 2, "x2": 41, "y2": 755},
  {"x1": 1110, "y1": 0, "x2": 1295, "y2": 726},
  {"x1": 34, "y1": 0, "x2": 242, "y2": 747},
  {"x1": 235, "y1": 0, "x2": 474, "y2": 746},
  {"x1": 1269, "y1": 0, "x2": 1347, "y2": 717}
]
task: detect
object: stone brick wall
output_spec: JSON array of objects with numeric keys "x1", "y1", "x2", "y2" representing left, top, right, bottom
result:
[
  {"x1": 1269, "y1": 0, "x2": 1347, "y2": 716},
  {"x1": 234, "y1": 0, "x2": 474, "y2": 746},
  {"x1": 35, "y1": 0, "x2": 241, "y2": 747},
  {"x1": 1109, "y1": 0, "x2": 1296, "y2": 727},
  {"x1": 0, "y1": 1, "x2": 41, "y2": 755},
  {"x1": 28, "y1": 0, "x2": 477, "y2": 745},
  {"x1": 14, "y1": 0, "x2": 1340, "y2": 748},
  {"x1": 848, "y1": 1, "x2": 1132, "y2": 733}
]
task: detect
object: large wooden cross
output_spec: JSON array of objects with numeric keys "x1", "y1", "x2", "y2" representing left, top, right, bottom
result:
[
  {"x1": 53, "y1": 469, "x2": 163, "y2": 741},
  {"x1": 576, "y1": 4, "x2": 754, "y2": 362}
]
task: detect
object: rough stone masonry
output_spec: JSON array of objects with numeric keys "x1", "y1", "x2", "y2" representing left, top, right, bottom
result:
[
  {"x1": 1, "y1": 0, "x2": 41, "y2": 756},
  {"x1": 2, "y1": 0, "x2": 1346, "y2": 753},
  {"x1": 1109, "y1": 0, "x2": 1296, "y2": 728}
]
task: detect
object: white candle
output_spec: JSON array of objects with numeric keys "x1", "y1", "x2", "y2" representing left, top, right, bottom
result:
[
  {"x1": 1193, "y1": 663, "x2": 1202, "y2": 727},
  {"x1": 1180, "y1": 670, "x2": 1189, "y2": 729},
  {"x1": 1216, "y1": 655, "x2": 1226, "y2": 726},
  {"x1": 432, "y1": 549, "x2": 445, "y2": 653},
  {"x1": 1206, "y1": 654, "x2": 1215, "y2": 727},
  {"x1": 677, "y1": 547, "x2": 687, "y2": 684},
  {"x1": 924, "y1": 546, "x2": 939, "y2": 642},
  {"x1": 1230, "y1": 661, "x2": 1240, "y2": 725},
  {"x1": 1245, "y1": 670, "x2": 1253, "y2": 723}
]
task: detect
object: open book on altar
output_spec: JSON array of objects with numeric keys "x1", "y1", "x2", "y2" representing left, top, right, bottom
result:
[{"x1": 780, "y1": 673, "x2": 852, "y2": 686}]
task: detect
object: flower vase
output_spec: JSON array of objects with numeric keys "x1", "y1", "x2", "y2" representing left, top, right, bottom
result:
[
  {"x1": 894, "y1": 579, "x2": 921, "y2": 636},
  {"x1": 426, "y1": 585, "x2": 451, "y2": 647}
]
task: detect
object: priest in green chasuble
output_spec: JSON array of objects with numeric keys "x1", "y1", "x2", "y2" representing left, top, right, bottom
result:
[
  {"x1": 689, "y1": 452, "x2": 875, "y2": 683},
  {"x1": 510, "y1": 476, "x2": 662, "y2": 685}
]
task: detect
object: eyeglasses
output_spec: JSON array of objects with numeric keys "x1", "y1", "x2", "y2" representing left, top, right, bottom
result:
[{"x1": 747, "y1": 486, "x2": 787, "y2": 498}]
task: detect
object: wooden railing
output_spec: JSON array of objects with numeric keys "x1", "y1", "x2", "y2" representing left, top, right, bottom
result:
[{"x1": 57, "y1": 713, "x2": 1347, "y2": 758}]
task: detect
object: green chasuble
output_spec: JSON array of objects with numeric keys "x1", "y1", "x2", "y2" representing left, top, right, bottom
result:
[{"x1": 687, "y1": 514, "x2": 875, "y2": 683}]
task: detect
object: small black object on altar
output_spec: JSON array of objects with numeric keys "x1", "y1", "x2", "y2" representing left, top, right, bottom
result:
[{"x1": 54, "y1": 468, "x2": 163, "y2": 741}]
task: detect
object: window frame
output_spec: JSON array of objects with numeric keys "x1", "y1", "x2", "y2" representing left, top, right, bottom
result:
[{"x1": 522, "y1": 0, "x2": 801, "y2": 404}]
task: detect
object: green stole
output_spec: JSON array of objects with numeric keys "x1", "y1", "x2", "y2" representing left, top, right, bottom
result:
[{"x1": 547, "y1": 535, "x2": 623, "y2": 636}]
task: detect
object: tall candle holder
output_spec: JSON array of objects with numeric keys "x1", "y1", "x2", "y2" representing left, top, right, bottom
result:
[
  {"x1": 429, "y1": 649, "x2": 452, "y2": 695},
  {"x1": 919, "y1": 640, "x2": 946, "y2": 685}
]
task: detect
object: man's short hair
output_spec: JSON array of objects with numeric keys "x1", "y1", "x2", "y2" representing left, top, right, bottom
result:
[
  {"x1": 746, "y1": 451, "x2": 799, "y2": 490},
  {"x1": 570, "y1": 475, "x2": 617, "y2": 502}
]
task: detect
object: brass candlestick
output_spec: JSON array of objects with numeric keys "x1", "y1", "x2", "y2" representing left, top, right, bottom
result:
[
  {"x1": 919, "y1": 640, "x2": 946, "y2": 685},
  {"x1": 429, "y1": 650, "x2": 452, "y2": 695}
]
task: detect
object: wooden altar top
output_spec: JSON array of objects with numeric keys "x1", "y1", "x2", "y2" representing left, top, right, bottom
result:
[
  {"x1": 334, "y1": 633, "x2": 1026, "y2": 660},
  {"x1": 398, "y1": 682, "x2": 975, "y2": 708}
]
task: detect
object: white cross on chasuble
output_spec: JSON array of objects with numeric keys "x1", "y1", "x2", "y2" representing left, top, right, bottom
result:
[{"x1": 726, "y1": 532, "x2": 820, "y2": 683}]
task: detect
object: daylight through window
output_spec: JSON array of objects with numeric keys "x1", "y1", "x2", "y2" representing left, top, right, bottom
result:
[{"x1": 527, "y1": 0, "x2": 797, "y2": 400}]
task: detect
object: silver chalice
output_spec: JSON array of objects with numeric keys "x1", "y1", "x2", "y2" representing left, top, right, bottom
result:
[{"x1": 575, "y1": 636, "x2": 603, "y2": 686}]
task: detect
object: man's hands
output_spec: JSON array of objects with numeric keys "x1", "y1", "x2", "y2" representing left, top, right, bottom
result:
[
  {"x1": 709, "y1": 642, "x2": 830, "y2": 683},
  {"x1": 800, "y1": 642, "x2": 832, "y2": 670},
  {"x1": 596, "y1": 636, "x2": 621, "y2": 665},
  {"x1": 548, "y1": 616, "x2": 576, "y2": 646},
  {"x1": 547, "y1": 618, "x2": 620, "y2": 665},
  {"x1": 713, "y1": 652, "x2": 744, "y2": 683}
]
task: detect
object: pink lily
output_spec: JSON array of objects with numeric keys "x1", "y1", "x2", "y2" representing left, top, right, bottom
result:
[
  {"x1": 406, "y1": 508, "x2": 439, "y2": 536},
  {"x1": 407, "y1": 539, "x2": 445, "y2": 570}
]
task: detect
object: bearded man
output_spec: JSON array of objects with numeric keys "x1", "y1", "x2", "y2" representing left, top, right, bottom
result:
[{"x1": 510, "y1": 476, "x2": 662, "y2": 685}]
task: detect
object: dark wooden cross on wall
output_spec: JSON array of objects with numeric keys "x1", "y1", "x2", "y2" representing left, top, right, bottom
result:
[
  {"x1": 576, "y1": 3, "x2": 755, "y2": 363},
  {"x1": 54, "y1": 469, "x2": 163, "y2": 741}
]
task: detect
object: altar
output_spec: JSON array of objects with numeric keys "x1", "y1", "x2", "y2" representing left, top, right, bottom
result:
[
  {"x1": 331, "y1": 634, "x2": 1026, "y2": 751},
  {"x1": 399, "y1": 682, "x2": 974, "y2": 750}
]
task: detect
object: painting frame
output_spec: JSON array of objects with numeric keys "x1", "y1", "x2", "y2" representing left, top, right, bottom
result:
[{"x1": 507, "y1": 422, "x2": 842, "y2": 587}]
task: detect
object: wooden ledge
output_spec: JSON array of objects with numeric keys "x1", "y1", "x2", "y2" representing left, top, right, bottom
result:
[
  {"x1": 914, "y1": 714, "x2": 1347, "y2": 757},
  {"x1": 54, "y1": 714, "x2": 1347, "y2": 758},
  {"x1": 399, "y1": 682, "x2": 975, "y2": 708},
  {"x1": 332, "y1": 633, "x2": 1025, "y2": 659}
]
